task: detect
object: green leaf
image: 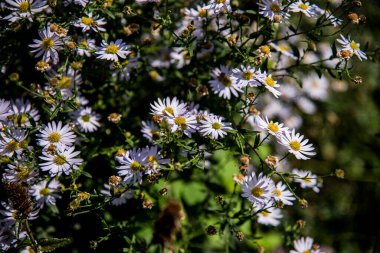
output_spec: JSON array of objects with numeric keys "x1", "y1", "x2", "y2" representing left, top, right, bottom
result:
[{"x1": 39, "y1": 237, "x2": 72, "y2": 252}]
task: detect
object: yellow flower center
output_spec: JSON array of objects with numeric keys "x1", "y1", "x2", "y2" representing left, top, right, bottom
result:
[
  {"x1": 130, "y1": 161, "x2": 144, "y2": 172},
  {"x1": 48, "y1": 132, "x2": 61, "y2": 143},
  {"x1": 350, "y1": 41, "x2": 359, "y2": 51},
  {"x1": 303, "y1": 251, "x2": 311, "y2": 253},
  {"x1": 81, "y1": 17, "x2": 93, "y2": 25},
  {"x1": 163, "y1": 106, "x2": 174, "y2": 116},
  {"x1": 298, "y1": 3, "x2": 308, "y2": 10},
  {"x1": 279, "y1": 45, "x2": 288, "y2": 52},
  {"x1": 251, "y1": 186, "x2": 264, "y2": 197},
  {"x1": 270, "y1": 3, "x2": 281, "y2": 12},
  {"x1": 150, "y1": 70, "x2": 159, "y2": 80},
  {"x1": 265, "y1": 77, "x2": 275, "y2": 87},
  {"x1": 59, "y1": 76, "x2": 72, "y2": 89},
  {"x1": 106, "y1": 44, "x2": 119, "y2": 54},
  {"x1": 303, "y1": 177, "x2": 312, "y2": 183},
  {"x1": 290, "y1": 140, "x2": 301, "y2": 151},
  {"x1": 212, "y1": 122, "x2": 221, "y2": 130},
  {"x1": 198, "y1": 9, "x2": 208, "y2": 17},
  {"x1": 272, "y1": 189, "x2": 281, "y2": 197},
  {"x1": 17, "y1": 168, "x2": 30, "y2": 180},
  {"x1": 81, "y1": 114, "x2": 90, "y2": 122},
  {"x1": 19, "y1": 1, "x2": 30, "y2": 12},
  {"x1": 216, "y1": 0, "x2": 226, "y2": 3},
  {"x1": 53, "y1": 154, "x2": 67, "y2": 165},
  {"x1": 42, "y1": 38, "x2": 54, "y2": 50},
  {"x1": 218, "y1": 73, "x2": 232, "y2": 87},
  {"x1": 267, "y1": 122, "x2": 279, "y2": 133},
  {"x1": 242, "y1": 71, "x2": 253, "y2": 80},
  {"x1": 261, "y1": 211, "x2": 269, "y2": 217},
  {"x1": 174, "y1": 116, "x2": 187, "y2": 127},
  {"x1": 39, "y1": 188, "x2": 51, "y2": 196},
  {"x1": 7, "y1": 140, "x2": 19, "y2": 152},
  {"x1": 260, "y1": 45, "x2": 271, "y2": 55},
  {"x1": 81, "y1": 40, "x2": 88, "y2": 48},
  {"x1": 148, "y1": 155, "x2": 157, "y2": 163}
]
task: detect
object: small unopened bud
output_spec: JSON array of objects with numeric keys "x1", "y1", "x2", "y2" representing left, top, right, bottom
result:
[
  {"x1": 249, "y1": 106, "x2": 260, "y2": 116},
  {"x1": 69, "y1": 199, "x2": 80, "y2": 211},
  {"x1": 254, "y1": 56, "x2": 263, "y2": 65},
  {"x1": 240, "y1": 154, "x2": 250, "y2": 166},
  {"x1": 196, "y1": 85, "x2": 209, "y2": 96},
  {"x1": 239, "y1": 165, "x2": 249, "y2": 173},
  {"x1": 109, "y1": 175, "x2": 122, "y2": 186},
  {"x1": 108, "y1": 113, "x2": 122, "y2": 123},
  {"x1": 273, "y1": 14, "x2": 282, "y2": 23},
  {"x1": 159, "y1": 188, "x2": 168, "y2": 196},
  {"x1": 236, "y1": 231, "x2": 244, "y2": 241},
  {"x1": 352, "y1": 75, "x2": 362, "y2": 85},
  {"x1": 227, "y1": 34, "x2": 237, "y2": 46},
  {"x1": 296, "y1": 219, "x2": 306, "y2": 229},
  {"x1": 78, "y1": 192, "x2": 90, "y2": 201},
  {"x1": 174, "y1": 162, "x2": 182, "y2": 170},
  {"x1": 66, "y1": 41, "x2": 76, "y2": 50},
  {"x1": 353, "y1": 0, "x2": 362, "y2": 7},
  {"x1": 347, "y1": 12, "x2": 359, "y2": 24},
  {"x1": 277, "y1": 200, "x2": 284, "y2": 208},
  {"x1": 9, "y1": 73, "x2": 19, "y2": 82},
  {"x1": 359, "y1": 15, "x2": 366, "y2": 24},
  {"x1": 335, "y1": 169, "x2": 345, "y2": 179},
  {"x1": 71, "y1": 61, "x2": 83, "y2": 70},
  {"x1": 36, "y1": 60, "x2": 51, "y2": 72},
  {"x1": 152, "y1": 114, "x2": 163, "y2": 123},
  {"x1": 312, "y1": 244, "x2": 321, "y2": 251},
  {"x1": 299, "y1": 198, "x2": 308, "y2": 209},
  {"x1": 338, "y1": 49, "x2": 353, "y2": 60},
  {"x1": 265, "y1": 155, "x2": 279, "y2": 168},
  {"x1": 247, "y1": 92, "x2": 255, "y2": 102},
  {"x1": 308, "y1": 41, "x2": 317, "y2": 51},
  {"x1": 206, "y1": 225, "x2": 217, "y2": 235},
  {"x1": 143, "y1": 199, "x2": 154, "y2": 209},
  {"x1": 49, "y1": 23, "x2": 59, "y2": 32}
]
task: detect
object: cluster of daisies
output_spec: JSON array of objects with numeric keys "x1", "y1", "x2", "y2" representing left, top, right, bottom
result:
[{"x1": 235, "y1": 167, "x2": 320, "y2": 227}]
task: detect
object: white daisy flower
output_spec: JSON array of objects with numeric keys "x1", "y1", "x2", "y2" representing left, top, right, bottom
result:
[
  {"x1": 290, "y1": 236, "x2": 323, "y2": 253},
  {"x1": 232, "y1": 65, "x2": 264, "y2": 88},
  {"x1": 150, "y1": 97, "x2": 187, "y2": 117},
  {"x1": 292, "y1": 168, "x2": 321, "y2": 193},
  {"x1": 76, "y1": 37, "x2": 96, "y2": 57},
  {"x1": 0, "y1": 99, "x2": 11, "y2": 121},
  {"x1": 184, "y1": 4, "x2": 215, "y2": 21},
  {"x1": 167, "y1": 113, "x2": 198, "y2": 137},
  {"x1": 0, "y1": 129, "x2": 28, "y2": 157},
  {"x1": 255, "y1": 206, "x2": 283, "y2": 226},
  {"x1": 269, "y1": 42, "x2": 298, "y2": 60},
  {"x1": 336, "y1": 34, "x2": 367, "y2": 61},
  {"x1": 39, "y1": 146, "x2": 83, "y2": 176},
  {"x1": 302, "y1": 73, "x2": 329, "y2": 101},
  {"x1": 3, "y1": 0, "x2": 48, "y2": 23},
  {"x1": 255, "y1": 116, "x2": 288, "y2": 136},
  {"x1": 258, "y1": 0, "x2": 290, "y2": 22},
  {"x1": 4, "y1": 160, "x2": 38, "y2": 184},
  {"x1": 101, "y1": 183, "x2": 134, "y2": 206},
  {"x1": 48, "y1": 67, "x2": 83, "y2": 99},
  {"x1": 259, "y1": 72, "x2": 282, "y2": 98},
  {"x1": 143, "y1": 146, "x2": 170, "y2": 172},
  {"x1": 74, "y1": 12, "x2": 107, "y2": 33},
  {"x1": 141, "y1": 121, "x2": 161, "y2": 142},
  {"x1": 209, "y1": 65, "x2": 242, "y2": 100},
  {"x1": 72, "y1": 107, "x2": 100, "y2": 133},
  {"x1": 29, "y1": 26, "x2": 64, "y2": 65},
  {"x1": 279, "y1": 129, "x2": 316, "y2": 160},
  {"x1": 96, "y1": 39, "x2": 131, "y2": 62},
  {"x1": 241, "y1": 172, "x2": 276, "y2": 208},
  {"x1": 116, "y1": 148, "x2": 149, "y2": 185},
  {"x1": 170, "y1": 47, "x2": 191, "y2": 69},
  {"x1": 272, "y1": 181, "x2": 296, "y2": 206},
  {"x1": 30, "y1": 179, "x2": 61, "y2": 208},
  {"x1": 199, "y1": 115, "x2": 232, "y2": 139},
  {"x1": 208, "y1": 0, "x2": 231, "y2": 14},
  {"x1": 37, "y1": 121, "x2": 76, "y2": 149},
  {"x1": 8, "y1": 98, "x2": 40, "y2": 127},
  {"x1": 289, "y1": 1, "x2": 317, "y2": 17}
]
